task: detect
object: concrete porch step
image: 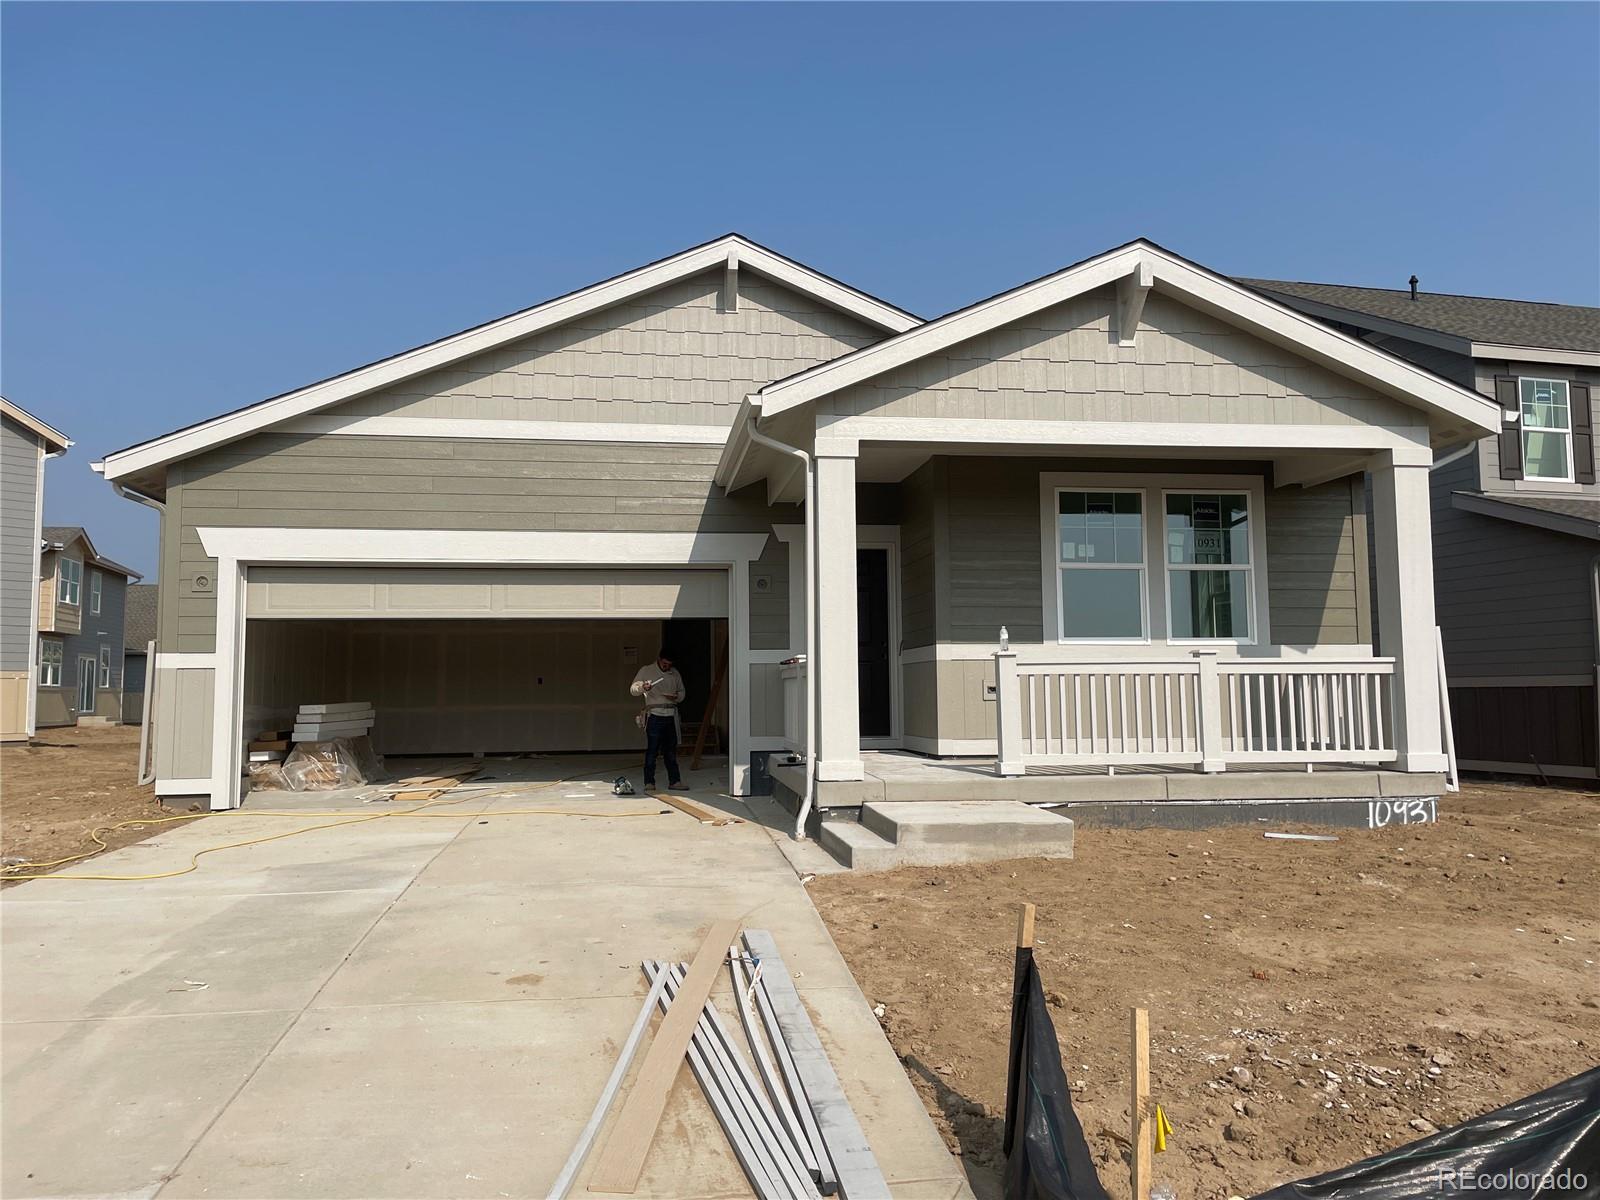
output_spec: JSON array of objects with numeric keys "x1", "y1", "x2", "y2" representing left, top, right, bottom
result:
[{"x1": 820, "y1": 801, "x2": 1076, "y2": 870}]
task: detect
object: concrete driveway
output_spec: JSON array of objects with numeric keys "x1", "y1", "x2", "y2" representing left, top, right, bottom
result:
[{"x1": 1, "y1": 758, "x2": 967, "y2": 1200}]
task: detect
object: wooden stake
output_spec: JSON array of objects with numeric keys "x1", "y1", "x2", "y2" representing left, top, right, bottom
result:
[
  {"x1": 1130, "y1": 1006, "x2": 1151, "y2": 1200},
  {"x1": 1016, "y1": 902, "x2": 1036, "y2": 949},
  {"x1": 587, "y1": 919, "x2": 741, "y2": 1194}
]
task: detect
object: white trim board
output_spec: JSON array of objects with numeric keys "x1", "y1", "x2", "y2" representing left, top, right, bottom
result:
[
  {"x1": 196, "y1": 527, "x2": 772, "y2": 566},
  {"x1": 197, "y1": 527, "x2": 773, "y2": 812},
  {"x1": 753, "y1": 240, "x2": 1500, "y2": 442},
  {"x1": 99, "y1": 234, "x2": 917, "y2": 482},
  {"x1": 281, "y1": 414, "x2": 732, "y2": 445}
]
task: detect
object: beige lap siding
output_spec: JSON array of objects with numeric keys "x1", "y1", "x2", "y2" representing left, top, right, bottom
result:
[
  {"x1": 161, "y1": 435, "x2": 788, "y2": 653},
  {"x1": 820, "y1": 287, "x2": 1418, "y2": 429}
]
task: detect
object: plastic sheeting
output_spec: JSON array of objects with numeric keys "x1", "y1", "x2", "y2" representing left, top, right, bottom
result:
[
  {"x1": 1003, "y1": 950, "x2": 1112, "y2": 1200},
  {"x1": 1254, "y1": 1065, "x2": 1600, "y2": 1199},
  {"x1": 277, "y1": 735, "x2": 386, "y2": 791}
]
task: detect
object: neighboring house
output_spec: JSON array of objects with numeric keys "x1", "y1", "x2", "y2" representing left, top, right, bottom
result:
[
  {"x1": 36, "y1": 527, "x2": 142, "y2": 728},
  {"x1": 1242, "y1": 277, "x2": 1600, "y2": 779},
  {"x1": 96, "y1": 235, "x2": 1500, "y2": 815},
  {"x1": 123, "y1": 582, "x2": 159, "y2": 725},
  {"x1": 1, "y1": 398, "x2": 71, "y2": 742}
]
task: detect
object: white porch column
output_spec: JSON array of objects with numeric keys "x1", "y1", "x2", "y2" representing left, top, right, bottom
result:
[
  {"x1": 814, "y1": 444, "x2": 863, "y2": 781},
  {"x1": 1370, "y1": 448, "x2": 1447, "y2": 773}
]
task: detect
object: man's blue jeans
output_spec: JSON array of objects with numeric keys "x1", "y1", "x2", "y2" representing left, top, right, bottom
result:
[{"x1": 644, "y1": 713, "x2": 680, "y2": 788}]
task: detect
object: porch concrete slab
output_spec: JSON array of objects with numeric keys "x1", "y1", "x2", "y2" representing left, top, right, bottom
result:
[
  {"x1": 1379, "y1": 772, "x2": 1448, "y2": 797},
  {"x1": 1, "y1": 889, "x2": 396, "y2": 1022},
  {"x1": 1163, "y1": 770, "x2": 1383, "y2": 800},
  {"x1": 773, "y1": 760, "x2": 886, "y2": 807},
  {"x1": 1018, "y1": 773, "x2": 1170, "y2": 801},
  {"x1": 1, "y1": 1010, "x2": 295, "y2": 1200}
]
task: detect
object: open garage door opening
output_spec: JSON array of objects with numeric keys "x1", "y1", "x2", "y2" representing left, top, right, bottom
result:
[{"x1": 236, "y1": 565, "x2": 735, "y2": 784}]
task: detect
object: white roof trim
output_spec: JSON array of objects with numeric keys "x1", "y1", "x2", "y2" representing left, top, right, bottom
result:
[
  {"x1": 1, "y1": 398, "x2": 71, "y2": 453},
  {"x1": 99, "y1": 235, "x2": 916, "y2": 482},
  {"x1": 755, "y1": 240, "x2": 1502, "y2": 440}
]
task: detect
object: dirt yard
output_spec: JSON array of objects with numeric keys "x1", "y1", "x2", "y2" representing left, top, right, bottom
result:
[
  {"x1": 1, "y1": 724, "x2": 168, "y2": 879},
  {"x1": 811, "y1": 780, "x2": 1599, "y2": 1200}
]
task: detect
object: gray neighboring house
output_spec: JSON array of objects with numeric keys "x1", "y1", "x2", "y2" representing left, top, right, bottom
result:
[
  {"x1": 1, "y1": 398, "x2": 71, "y2": 742},
  {"x1": 1242, "y1": 277, "x2": 1600, "y2": 779},
  {"x1": 96, "y1": 235, "x2": 1500, "y2": 822},
  {"x1": 35, "y1": 527, "x2": 142, "y2": 728},
  {"x1": 122, "y1": 582, "x2": 159, "y2": 725}
]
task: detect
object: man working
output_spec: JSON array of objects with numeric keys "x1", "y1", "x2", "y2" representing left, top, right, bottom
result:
[{"x1": 630, "y1": 650, "x2": 690, "y2": 791}]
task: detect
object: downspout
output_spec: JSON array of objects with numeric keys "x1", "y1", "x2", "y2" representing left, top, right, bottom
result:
[
  {"x1": 108, "y1": 478, "x2": 165, "y2": 784},
  {"x1": 743, "y1": 408, "x2": 816, "y2": 840},
  {"x1": 1429, "y1": 441, "x2": 1477, "y2": 473}
]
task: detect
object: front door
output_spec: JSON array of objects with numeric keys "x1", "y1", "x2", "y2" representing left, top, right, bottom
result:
[
  {"x1": 76, "y1": 656, "x2": 96, "y2": 716},
  {"x1": 857, "y1": 547, "x2": 892, "y2": 739}
]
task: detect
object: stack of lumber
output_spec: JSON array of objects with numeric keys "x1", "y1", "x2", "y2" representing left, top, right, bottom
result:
[
  {"x1": 291, "y1": 701, "x2": 374, "y2": 743},
  {"x1": 550, "y1": 923, "x2": 885, "y2": 1200}
]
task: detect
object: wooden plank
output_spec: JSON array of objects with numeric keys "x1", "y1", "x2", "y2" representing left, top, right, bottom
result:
[
  {"x1": 1131, "y1": 1007, "x2": 1151, "y2": 1200},
  {"x1": 744, "y1": 929, "x2": 886, "y2": 1199},
  {"x1": 650, "y1": 791, "x2": 740, "y2": 826},
  {"x1": 587, "y1": 919, "x2": 742, "y2": 1194}
]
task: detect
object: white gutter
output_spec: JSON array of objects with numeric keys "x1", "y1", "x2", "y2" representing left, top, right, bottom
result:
[
  {"x1": 1429, "y1": 441, "x2": 1478, "y2": 473},
  {"x1": 743, "y1": 404, "x2": 816, "y2": 840}
]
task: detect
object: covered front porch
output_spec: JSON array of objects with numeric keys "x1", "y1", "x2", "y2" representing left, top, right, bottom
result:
[{"x1": 715, "y1": 241, "x2": 1497, "y2": 826}]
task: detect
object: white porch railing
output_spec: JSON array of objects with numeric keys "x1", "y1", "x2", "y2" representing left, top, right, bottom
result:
[
  {"x1": 780, "y1": 660, "x2": 807, "y2": 754},
  {"x1": 995, "y1": 651, "x2": 1396, "y2": 775}
]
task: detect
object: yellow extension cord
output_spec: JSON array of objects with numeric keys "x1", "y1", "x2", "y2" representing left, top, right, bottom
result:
[{"x1": 1, "y1": 774, "x2": 667, "y2": 883}]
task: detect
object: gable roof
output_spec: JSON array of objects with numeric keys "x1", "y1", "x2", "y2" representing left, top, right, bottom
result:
[
  {"x1": 40, "y1": 526, "x2": 142, "y2": 580},
  {"x1": 750, "y1": 239, "x2": 1501, "y2": 442},
  {"x1": 1, "y1": 397, "x2": 71, "y2": 453},
  {"x1": 96, "y1": 234, "x2": 919, "y2": 484},
  {"x1": 1239, "y1": 278, "x2": 1600, "y2": 359},
  {"x1": 124, "y1": 583, "x2": 159, "y2": 649}
]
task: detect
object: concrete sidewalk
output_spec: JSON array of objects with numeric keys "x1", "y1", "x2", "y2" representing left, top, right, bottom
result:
[{"x1": 1, "y1": 759, "x2": 968, "y2": 1200}]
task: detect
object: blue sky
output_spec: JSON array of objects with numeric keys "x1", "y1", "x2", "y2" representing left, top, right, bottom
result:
[{"x1": 4, "y1": 1, "x2": 1597, "y2": 576}]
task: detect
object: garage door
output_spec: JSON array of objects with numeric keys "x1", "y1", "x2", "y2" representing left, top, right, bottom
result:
[{"x1": 244, "y1": 566, "x2": 728, "y2": 619}]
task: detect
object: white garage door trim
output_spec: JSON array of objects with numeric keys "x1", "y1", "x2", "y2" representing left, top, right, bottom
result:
[{"x1": 198, "y1": 528, "x2": 772, "y2": 810}]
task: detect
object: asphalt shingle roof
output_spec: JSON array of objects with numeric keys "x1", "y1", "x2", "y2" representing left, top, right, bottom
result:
[
  {"x1": 124, "y1": 583, "x2": 159, "y2": 650},
  {"x1": 1238, "y1": 278, "x2": 1600, "y2": 355},
  {"x1": 41, "y1": 525, "x2": 83, "y2": 546}
]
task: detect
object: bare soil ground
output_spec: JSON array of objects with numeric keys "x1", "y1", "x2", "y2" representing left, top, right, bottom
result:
[
  {"x1": 811, "y1": 779, "x2": 1599, "y2": 1200},
  {"x1": 1, "y1": 725, "x2": 169, "y2": 880}
]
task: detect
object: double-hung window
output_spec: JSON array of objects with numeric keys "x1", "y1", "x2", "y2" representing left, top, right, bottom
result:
[
  {"x1": 1520, "y1": 378, "x2": 1573, "y2": 482},
  {"x1": 90, "y1": 570, "x2": 103, "y2": 614},
  {"x1": 58, "y1": 559, "x2": 82, "y2": 606},
  {"x1": 98, "y1": 646, "x2": 111, "y2": 688},
  {"x1": 1055, "y1": 490, "x2": 1146, "y2": 640},
  {"x1": 1165, "y1": 493, "x2": 1254, "y2": 641},
  {"x1": 39, "y1": 640, "x2": 63, "y2": 687}
]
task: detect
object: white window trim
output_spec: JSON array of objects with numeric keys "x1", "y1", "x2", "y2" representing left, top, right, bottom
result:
[
  {"x1": 90, "y1": 570, "x2": 103, "y2": 614},
  {"x1": 1160, "y1": 488, "x2": 1260, "y2": 646},
  {"x1": 1050, "y1": 486, "x2": 1150, "y2": 645},
  {"x1": 58, "y1": 558, "x2": 82, "y2": 606},
  {"x1": 1039, "y1": 471, "x2": 1271, "y2": 653},
  {"x1": 1519, "y1": 377, "x2": 1575, "y2": 484},
  {"x1": 98, "y1": 645, "x2": 111, "y2": 687},
  {"x1": 39, "y1": 639, "x2": 63, "y2": 687}
]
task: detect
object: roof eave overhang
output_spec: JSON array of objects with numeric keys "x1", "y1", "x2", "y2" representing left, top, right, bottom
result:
[
  {"x1": 97, "y1": 236, "x2": 919, "y2": 484},
  {"x1": 758, "y1": 242, "x2": 1502, "y2": 446},
  {"x1": 1452, "y1": 492, "x2": 1600, "y2": 541},
  {"x1": 1, "y1": 399, "x2": 71, "y2": 453}
]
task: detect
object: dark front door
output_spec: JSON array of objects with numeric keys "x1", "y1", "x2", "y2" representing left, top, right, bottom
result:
[{"x1": 857, "y1": 547, "x2": 892, "y2": 739}]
